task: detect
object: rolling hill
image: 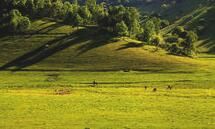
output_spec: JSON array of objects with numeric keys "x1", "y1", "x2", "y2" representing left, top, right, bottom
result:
[
  {"x1": 161, "y1": 5, "x2": 215, "y2": 53},
  {"x1": 0, "y1": 0, "x2": 214, "y2": 71},
  {"x1": 0, "y1": 19, "x2": 209, "y2": 72},
  {"x1": 94, "y1": 0, "x2": 215, "y2": 53},
  {"x1": 119, "y1": 0, "x2": 215, "y2": 53}
]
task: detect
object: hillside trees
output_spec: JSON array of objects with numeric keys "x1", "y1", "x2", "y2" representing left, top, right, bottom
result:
[
  {"x1": 115, "y1": 21, "x2": 129, "y2": 36},
  {"x1": 79, "y1": 6, "x2": 92, "y2": 24},
  {"x1": 138, "y1": 17, "x2": 166, "y2": 44},
  {"x1": 2, "y1": 9, "x2": 31, "y2": 33},
  {"x1": 0, "y1": 0, "x2": 200, "y2": 57},
  {"x1": 0, "y1": 0, "x2": 143, "y2": 37},
  {"x1": 72, "y1": 14, "x2": 83, "y2": 27},
  {"x1": 167, "y1": 26, "x2": 198, "y2": 56},
  {"x1": 141, "y1": 20, "x2": 156, "y2": 43},
  {"x1": 98, "y1": 5, "x2": 142, "y2": 37}
]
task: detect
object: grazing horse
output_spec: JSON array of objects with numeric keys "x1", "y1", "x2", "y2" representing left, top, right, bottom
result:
[
  {"x1": 167, "y1": 85, "x2": 173, "y2": 90},
  {"x1": 152, "y1": 87, "x2": 157, "y2": 92}
]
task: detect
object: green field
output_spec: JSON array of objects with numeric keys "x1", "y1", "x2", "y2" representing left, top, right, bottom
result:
[
  {"x1": 0, "y1": 18, "x2": 215, "y2": 129},
  {"x1": 0, "y1": 87, "x2": 214, "y2": 129},
  {"x1": 0, "y1": 68, "x2": 215, "y2": 129}
]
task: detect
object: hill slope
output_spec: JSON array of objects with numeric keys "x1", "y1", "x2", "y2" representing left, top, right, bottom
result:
[
  {"x1": 0, "y1": 19, "x2": 208, "y2": 72},
  {"x1": 98, "y1": 0, "x2": 215, "y2": 53},
  {"x1": 162, "y1": 5, "x2": 215, "y2": 53}
]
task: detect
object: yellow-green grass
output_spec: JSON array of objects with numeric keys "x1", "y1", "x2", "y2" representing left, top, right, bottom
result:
[
  {"x1": 0, "y1": 19, "x2": 213, "y2": 72},
  {"x1": 0, "y1": 88, "x2": 214, "y2": 129},
  {"x1": 0, "y1": 19, "x2": 215, "y2": 129},
  {"x1": 0, "y1": 70, "x2": 215, "y2": 89}
]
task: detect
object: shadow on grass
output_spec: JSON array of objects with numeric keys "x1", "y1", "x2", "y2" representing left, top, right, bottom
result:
[
  {"x1": 0, "y1": 27, "x2": 114, "y2": 71},
  {"x1": 0, "y1": 23, "x2": 63, "y2": 40},
  {"x1": 116, "y1": 42, "x2": 143, "y2": 51},
  {"x1": 197, "y1": 38, "x2": 215, "y2": 54}
]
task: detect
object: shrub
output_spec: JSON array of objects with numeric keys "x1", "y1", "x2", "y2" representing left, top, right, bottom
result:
[
  {"x1": 173, "y1": 26, "x2": 184, "y2": 35},
  {"x1": 152, "y1": 34, "x2": 164, "y2": 46},
  {"x1": 16, "y1": 16, "x2": 31, "y2": 32},
  {"x1": 168, "y1": 43, "x2": 183, "y2": 55},
  {"x1": 7, "y1": 9, "x2": 31, "y2": 33},
  {"x1": 165, "y1": 35, "x2": 179, "y2": 43},
  {"x1": 160, "y1": 20, "x2": 169, "y2": 29}
]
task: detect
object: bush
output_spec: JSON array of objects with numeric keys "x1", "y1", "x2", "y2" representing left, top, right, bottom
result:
[
  {"x1": 173, "y1": 26, "x2": 184, "y2": 35},
  {"x1": 165, "y1": 35, "x2": 179, "y2": 43},
  {"x1": 166, "y1": 29, "x2": 198, "y2": 56},
  {"x1": 7, "y1": 9, "x2": 31, "y2": 33},
  {"x1": 168, "y1": 43, "x2": 183, "y2": 55},
  {"x1": 160, "y1": 20, "x2": 169, "y2": 29},
  {"x1": 152, "y1": 34, "x2": 164, "y2": 46},
  {"x1": 16, "y1": 16, "x2": 31, "y2": 32}
]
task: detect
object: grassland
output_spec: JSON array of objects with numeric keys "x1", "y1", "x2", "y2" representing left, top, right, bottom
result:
[
  {"x1": 0, "y1": 19, "x2": 215, "y2": 129},
  {"x1": 0, "y1": 70, "x2": 215, "y2": 129},
  {"x1": 0, "y1": 87, "x2": 214, "y2": 129}
]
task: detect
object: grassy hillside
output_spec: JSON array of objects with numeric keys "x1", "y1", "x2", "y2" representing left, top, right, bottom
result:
[
  {"x1": 129, "y1": 0, "x2": 211, "y2": 20},
  {"x1": 0, "y1": 19, "x2": 211, "y2": 72},
  {"x1": 105, "y1": 0, "x2": 215, "y2": 53},
  {"x1": 162, "y1": 5, "x2": 215, "y2": 53}
]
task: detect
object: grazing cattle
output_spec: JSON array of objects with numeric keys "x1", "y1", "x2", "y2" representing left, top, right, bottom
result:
[
  {"x1": 153, "y1": 88, "x2": 157, "y2": 92},
  {"x1": 167, "y1": 85, "x2": 173, "y2": 90}
]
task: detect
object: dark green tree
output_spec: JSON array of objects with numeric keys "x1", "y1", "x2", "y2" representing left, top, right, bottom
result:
[
  {"x1": 181, "y1": 31, "x2": 198, "y2": 56},
  {"x1": 143, "y1": 20, "x2": 156, "y2": 42},
  {"x1": 8, "y1": 9, "x2": 31, "y2": 33},
  {"x1": 50, "y1": 0, "x2": 63, "y2": 18},
  {"x1": 79, "y1": 6, "x2": 92, "y2": 24},
  {"x1": 72, "y1": 14, "x2": 83, "y2": 27},
  {"x1": 115, "y1": 21, "x2": 129, "y2": 36},
  {"x1": 16, "y1": 16, "x2": 31, "y2": 32}
]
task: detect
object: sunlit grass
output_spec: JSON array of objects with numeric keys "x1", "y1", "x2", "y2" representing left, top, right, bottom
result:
[{"x1": 0, "y1": 88, "x2": 214, "y2": 129}]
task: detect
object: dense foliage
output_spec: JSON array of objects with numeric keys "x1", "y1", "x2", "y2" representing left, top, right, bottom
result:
[
  {"x1": 166, "y1": 26, "x2": 198, "y2": 56},
  {"x1": 0, "y1": 9, "x2": 31, "y2": 33}
]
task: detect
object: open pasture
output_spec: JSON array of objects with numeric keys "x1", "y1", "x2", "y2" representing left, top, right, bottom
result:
[{"x1": 0, "y1": 70, "x2": 215, "y2": 129}]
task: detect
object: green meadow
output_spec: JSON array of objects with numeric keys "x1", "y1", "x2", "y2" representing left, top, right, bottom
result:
[
  {"x1": 0, "y1": 68, "x2": 215, "y2": 129},
  {"x1": 0, "y1": 17, "x2": 215, "y2": 128},
  {"x1": 0, "y1": 87, "x2": 214, "y2": 129}
]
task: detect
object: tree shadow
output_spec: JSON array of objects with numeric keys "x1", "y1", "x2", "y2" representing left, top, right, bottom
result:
[
  {"x1": 0, "y1": 27, "x2": 114, "y2": 71},
  {"x1": 116, "y1": 42, "x2": 143, "y2": 51},
  {"x1": 197, "y1": 38, "x2": 215, "y2": 54},
  {"x1": 0, "y1": 22, "x2": 63, "y2": 40},
  {"x1": 25, "y1": 23, "x2": 63, "y2": 39},
  {"x1": 75, "y1": 29, "x2": 114, "y2": 56}
]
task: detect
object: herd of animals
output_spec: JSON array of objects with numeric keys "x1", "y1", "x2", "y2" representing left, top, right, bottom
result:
[
  {"x1": 92, "y1": 80, "x2": 174, "y2": 92},
  {"x1": 54, "y1": 81, "x2": 174, "y2": 95}
]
